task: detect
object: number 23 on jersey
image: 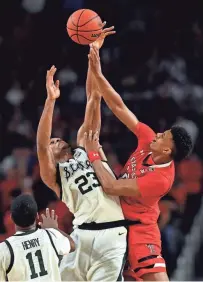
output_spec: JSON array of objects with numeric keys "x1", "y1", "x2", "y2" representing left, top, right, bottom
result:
[{"x1": 74, "y1": 172, "x2": 101, "y2": 195}]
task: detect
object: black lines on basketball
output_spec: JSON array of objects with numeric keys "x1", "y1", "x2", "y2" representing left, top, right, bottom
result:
[
  {"x1": 78, "y1": 15, "x2": 99, "y2": 27},
  {"x1": 67, "y1": 27, "x2": 102, "y2": 32},
  {"x1": 70, "y1": 34, "x2": 95, "y2": 42},
  {"x1": 76, "y1": 9, "x2": 86, "y2": 44},
  {"x1": 70, "y1": 15, "x2": 77, "y2": 27},
  {"x1": 67, "y1": 9, "x2": 102, "y2": 45}
]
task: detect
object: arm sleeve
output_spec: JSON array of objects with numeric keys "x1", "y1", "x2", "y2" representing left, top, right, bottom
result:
[
  {"x1": 46, "y1": 228, "x2": 71, "y2": 255},
  {"x1": 136, "y1": 171, "x2": 170, "y2": 198},
  {"x1": 134, "y1": 122, "x2": 156, "y2": 147}
]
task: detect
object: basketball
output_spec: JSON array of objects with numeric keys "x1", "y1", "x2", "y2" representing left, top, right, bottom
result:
[{"x1": 67, "y1": 9, "x2": 103, "y2": 45}]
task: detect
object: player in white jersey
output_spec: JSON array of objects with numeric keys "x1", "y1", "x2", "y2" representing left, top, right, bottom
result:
[
  {"x1": 0, "y1": 194, "x2": 74, "y2": 281},
  {"x1": 36, "y1": 27, "x2": 135, "y2": 281}
]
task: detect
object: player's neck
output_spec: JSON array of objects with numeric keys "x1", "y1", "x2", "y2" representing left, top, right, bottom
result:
[
  {"x1": 151, "y1": 152, "x2": 172, "y2": 165},
  {"x1": 15, "y1": 223, "x2": 36, "y2": 233},
  {"x1": 58, "y1": 152, "x2": 73, "y2": 163}
]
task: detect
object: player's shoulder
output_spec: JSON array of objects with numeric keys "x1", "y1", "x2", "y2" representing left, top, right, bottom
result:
[
  {"x1": 149, "y1": 163, "x2": 174, "y2": 191},
  {"x1": 73, "y1": 146, "x2": 90, "y2": 164},
  {"x1": 74, "y1": 146, "x2": 87, "y2": 158},
  {"x1": 45, "y1": 228, "x2": 58, "y2": 236},
  {"x1": 0, "y1": 240, "x2": 12, "y2": 255},
  {"x1": 135, "y1": 122, "x2": 156, "y2": 144},
  {"x1": 137, "y1": 122, "x2": 155, "y2": 132},
  {"x1": 157, "y1": 161, "x2": 175, "y2": 182},
  {"x1": 0, "y1": 240, "x2": 7, "y2": 249},
  {"x1": 45, "y1": 228, "x2": 64, "y2": 240}
]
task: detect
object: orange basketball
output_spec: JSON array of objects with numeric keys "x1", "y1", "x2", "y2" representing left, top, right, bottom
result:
[{"x1": 67, "y1": 9, "x2": 103, "y2": 45}]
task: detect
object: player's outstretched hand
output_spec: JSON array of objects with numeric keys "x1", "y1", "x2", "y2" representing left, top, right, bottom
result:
[
  {"x1": 46, "y1": 65, "x2": 60, "y2": 100},
  {"x1": 88, "y1": 46, "x2": 102, "y2": 75},
  {"x1": 84, "y1": 130, "x2": 100, "y2": 153},
  {"x1": 39, "y1": 208, "x2": 59, "y2": 229},
  {"x1": 90, "y1": 22, "x2": 116, "y2": 50}
]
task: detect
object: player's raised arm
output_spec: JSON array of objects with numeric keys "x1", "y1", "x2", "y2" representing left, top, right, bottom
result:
[
  {"x1": 89, "y1": 46, "x2": 139, "y2": 133},
  {"x1": 39, "y1": 208, "x2": 75, "y2": 253},
  {"x1": 37, "y1": 66, "x2": 60, "y2": 196},
  {"x1": 77, "y1": 25, "x2": 115, "y2": 152}
]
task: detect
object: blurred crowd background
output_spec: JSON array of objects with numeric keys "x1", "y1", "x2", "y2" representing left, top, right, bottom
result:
[{"x1": 0, "y1": 0, "x2": 203, "y2": 279}]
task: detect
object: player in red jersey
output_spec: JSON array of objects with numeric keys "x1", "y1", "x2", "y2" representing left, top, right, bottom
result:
[{"x1": 84, "y1": 46, "x2": 193, "y2": 281}]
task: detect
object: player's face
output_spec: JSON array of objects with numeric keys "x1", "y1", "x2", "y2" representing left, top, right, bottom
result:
[
  {"x1": 150, "y1": 130, "x2": 174, "y2": 156},
  {"x1": 49, "y1": 138, "x2": 71, "y2": 161}
]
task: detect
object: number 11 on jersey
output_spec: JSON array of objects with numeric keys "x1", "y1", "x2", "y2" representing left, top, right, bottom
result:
[{"x1": 26, "y1": 250, "x2": 48, "y2": 279}]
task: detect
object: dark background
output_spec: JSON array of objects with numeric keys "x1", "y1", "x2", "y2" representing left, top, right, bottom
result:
[{"x1": 0, "y1": 0, "x2": 203, "y2": 279}]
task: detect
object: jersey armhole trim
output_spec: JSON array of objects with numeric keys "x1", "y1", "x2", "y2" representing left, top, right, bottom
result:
[
  {"x1": 4, "y1": 240, "x2": 14, "y2": 275},
  {"x1": 56, "y1": 164, "x2": 62, "y2": 200},
  {"x1": 45, "y1": 229, "x2": 59, "y2": 259}
]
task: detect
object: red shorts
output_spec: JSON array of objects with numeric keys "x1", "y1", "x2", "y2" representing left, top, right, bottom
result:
[{"x1": 124, "y1": 243, "x2": 166, "y2": 280}]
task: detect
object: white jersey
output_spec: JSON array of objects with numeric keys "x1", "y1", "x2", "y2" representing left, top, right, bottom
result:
[
  {"x1": 0, "y1": 228, "x2": 70, "y2": 281},
  {"x1": 58, "y1": 147, "x2": 124, "y2": 226}
]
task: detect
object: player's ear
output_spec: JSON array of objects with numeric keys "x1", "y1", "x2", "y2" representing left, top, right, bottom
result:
[
  {"x1": 163, "y1": 147, "x2": 172, "y2": 156},
  {"x1": 36, "y1": 213, "x2": 39, "y2": 220}
]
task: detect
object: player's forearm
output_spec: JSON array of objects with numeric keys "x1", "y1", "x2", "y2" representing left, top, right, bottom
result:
[
  {"x1": 55, "y1": 228, "x2": 75, "y2": 252},
  {"x1": 92, "y1": 160, "x2": 116, "y2": 193},
  {"x1": 86, "y1": 62, "x2": 101, "y2": 132},
  {"x1": 83, "y1": 95, "x2": 101, "y2": 132},
  {"x1": 37, "y1": 98, "x2": 55, "y2": 148},
  {"x1": 92, "y1": 160, "x2": 140, "y2": 196},
  {"x1": 86, "y1": 62, "x2": 93, "y2": 100},
  {"x1": 91, "y1": 92, "x2": 101, "y2": 133},
  {"x1": 94, "y1": 73, "x2": 124, "y2": 110},
  {"x1": 94, "y1": 73, "x2": 139, "y2": 132}
]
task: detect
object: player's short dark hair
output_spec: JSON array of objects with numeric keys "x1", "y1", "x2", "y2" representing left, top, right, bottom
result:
[
  {"x1": 11, "y1": 194, "x2": 38, "y2": 227},
  {"x1": 171, "y1": 126, "x2": 193, "y2": 162}
]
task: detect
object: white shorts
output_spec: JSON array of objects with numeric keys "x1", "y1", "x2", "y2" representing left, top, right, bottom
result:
[{"x1": 60, "y1": 226, "x2": 127, "y2": 281}]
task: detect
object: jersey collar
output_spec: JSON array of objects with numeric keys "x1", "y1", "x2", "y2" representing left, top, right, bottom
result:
[
  {"x1": 14, "y1": 228, "x2": 38, "y2": 236},
  {"x1": 143, "y1": 153, "x2": 172, "y2": 168}
]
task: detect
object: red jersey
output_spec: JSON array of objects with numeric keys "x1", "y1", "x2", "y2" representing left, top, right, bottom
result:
[{"x1": 120, "y1": 122, "x2": 175, "y2": 245}]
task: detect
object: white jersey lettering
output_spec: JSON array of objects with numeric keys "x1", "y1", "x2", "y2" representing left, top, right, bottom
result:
[{"x1": 58, "y1": 148, "x2": 124, "y2": 226}]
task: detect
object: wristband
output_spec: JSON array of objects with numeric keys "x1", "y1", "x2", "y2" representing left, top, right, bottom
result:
[{"x1": 88, "y1": 151, "x2": 101, "y2": 163}]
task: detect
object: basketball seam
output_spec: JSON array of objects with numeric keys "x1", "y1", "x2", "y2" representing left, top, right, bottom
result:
[
  {"x1": 67, "y1": 27, "x2": 102, "y2": 32},
  {"x1": 78, "y1": 15, "x2": 100, "y2": 27},
  {"x1": 76, "y1": 9, "x2": 86, "y2": 44},
  {"x1": 70, "y1": 34, "x2": 95, "y2": 42},
  {"x1": 70, "y1": 15, "x2": 77, "y2": 27}
]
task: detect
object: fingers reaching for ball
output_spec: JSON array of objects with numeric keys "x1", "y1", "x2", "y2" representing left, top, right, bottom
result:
[
  {"x1": 102, "y1": 25, "x2": 116, "y2": 37},
  {"x1": 89, "y1": 22, "x2": 116, "y2": 50}
]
